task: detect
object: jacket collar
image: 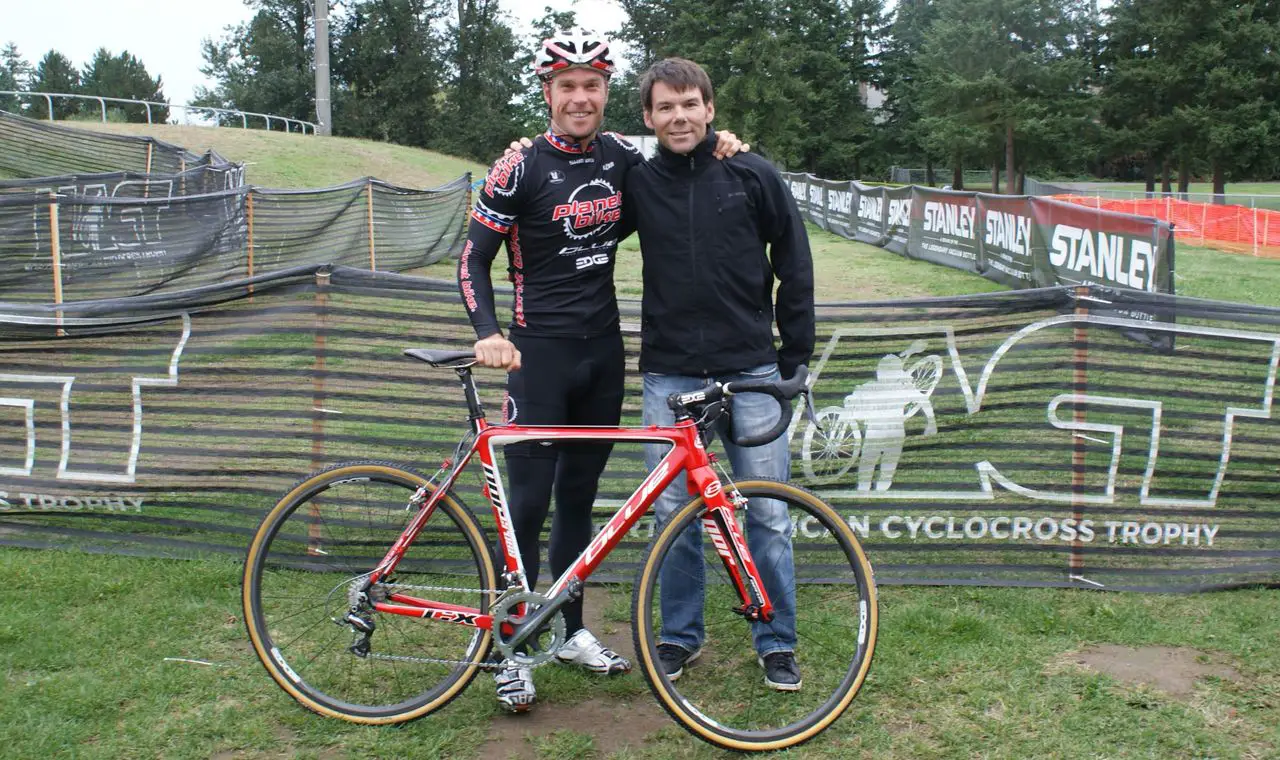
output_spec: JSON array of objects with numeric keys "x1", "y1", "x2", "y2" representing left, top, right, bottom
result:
[
  {"x1": 543, "y1": 128, "x2": 597, "y2": 155},
  {"x1": 655, "y1": 127, "x2": 718, "y2": 171}
]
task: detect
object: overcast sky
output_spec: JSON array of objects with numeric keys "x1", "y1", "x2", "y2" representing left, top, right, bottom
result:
[{"x1": 2, "y1": 0, "x2": 629, "y2": 111}]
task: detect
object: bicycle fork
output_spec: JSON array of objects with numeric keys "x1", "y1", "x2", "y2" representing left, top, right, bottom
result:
[{"x1": 691, "y1": 469, "x2": 776, "y2": 624}]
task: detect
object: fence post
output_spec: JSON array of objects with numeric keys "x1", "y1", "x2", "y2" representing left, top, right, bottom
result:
[
  {"x1": 246, "y1": 191, "x2": 256, "y2": 293},
  {"x1": 48, "y1": 193, "x2": 65, "y2": 335},
  {"x1": 366, "y1": 179, "x2": 377, "y2": 271},
  {"x1": 1200, "y1": 202, "x2": 1209, "y2": 246},
  {"x1": 1253, "y1": 204, "x2": 1259, "y2": 257},
  {"x1": 309, "y1": 267, "x2": 331, "y2": 553},
  {"x1": 97, "y1": 97, "x2": 106, "y2": 123},
  {"x1": 1070, "y1": 285, "x2": 1089, "y2": 580}
]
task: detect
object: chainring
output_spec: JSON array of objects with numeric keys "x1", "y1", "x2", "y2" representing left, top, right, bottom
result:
[{"x1": 489, "y1": 590, "x2": 566, "y2": 667}]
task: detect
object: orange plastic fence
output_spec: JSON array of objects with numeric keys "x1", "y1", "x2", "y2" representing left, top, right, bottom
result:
[{"x1": 1054, "y1": 195, "x2": 1280, "y2": 257}]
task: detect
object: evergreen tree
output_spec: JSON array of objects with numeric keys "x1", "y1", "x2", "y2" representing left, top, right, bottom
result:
[
  {"x1": 334, "y1": 0, "x2": 448, "y2": 145},
  {"x1": 1, "y1": 43, "x2": 33, "y2": 112},
  {"x1": 80, "y1": 48, "x2": 169, "y2": 122},
  {"x1": 434, "y1": 0, "x2": 527, "y2": 160},
  {"x1": 30, "y1": 51, "x2": 82, "y2": 119},
  {"x1": 915, "y1": 0, "x2": 1094, "y2": 191},
  {"x1": 878, "y1": 0, "x2": 940, "y2": 183},
  {"x1": 195, "y1": 0, "x2": 315, "y2": 128}
]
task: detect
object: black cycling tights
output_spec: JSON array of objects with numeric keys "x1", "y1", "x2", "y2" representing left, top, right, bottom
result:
[{"x1": 502, "y1": 331, "x2": 624, "y2": 635}]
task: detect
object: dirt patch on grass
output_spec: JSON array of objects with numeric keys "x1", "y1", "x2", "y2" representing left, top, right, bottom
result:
[
  {"x1": 1068, "y1": 644, "x2": 1240, "y2": 698},
  {"x1": 477, "y1": 587, "x2": 672, "y2": 759}
]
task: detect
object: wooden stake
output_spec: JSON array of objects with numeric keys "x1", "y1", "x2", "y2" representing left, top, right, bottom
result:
[
  {"x1": 367, "y1": 180, "x2": 377, "y2": 271},
  {"x1": 1070, "y1": 285, "x2": 1088, "y2": 575},
  {"x1": 246, "y1": 192, "x2": 256, "y2": 295},
  {"x1": 49, "y1": 194, "x2": 65, "y2": 336},
  {"x1": 309, "y1": 268, "x2": 331, "y2": 553}
]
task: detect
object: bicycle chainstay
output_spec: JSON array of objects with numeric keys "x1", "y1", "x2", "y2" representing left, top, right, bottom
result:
[{"x1": 347, "y1": 584, "x2": 563, "y2": 671}]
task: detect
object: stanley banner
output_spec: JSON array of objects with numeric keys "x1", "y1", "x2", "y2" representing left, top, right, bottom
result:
[{"x1": 782, "y1": 175, "x2": 1176, "y2": 296}]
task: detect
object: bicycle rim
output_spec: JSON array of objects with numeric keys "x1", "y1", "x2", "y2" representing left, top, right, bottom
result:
[
  {"x1": 632, "y1": 479, "x2": 878, "y2": 751},
  {"x1": 243, "y1": 461, "x2": 497, "y2": 723}
]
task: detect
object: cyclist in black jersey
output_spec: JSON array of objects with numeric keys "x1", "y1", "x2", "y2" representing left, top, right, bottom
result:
[{"x1": 459, "y1": 29, "x2": 744, "y2": 713}]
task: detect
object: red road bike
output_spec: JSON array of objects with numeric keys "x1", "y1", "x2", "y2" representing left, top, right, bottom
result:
[{"x1": 243, "y1": 348, "x2": 877, "y2": 751}]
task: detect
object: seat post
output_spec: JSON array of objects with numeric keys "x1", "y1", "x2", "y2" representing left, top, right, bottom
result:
[{"x1": 456, "y1": 366, "x2": 487, "y2": 429}]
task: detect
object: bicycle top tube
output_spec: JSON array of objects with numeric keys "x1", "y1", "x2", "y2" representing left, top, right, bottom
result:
[{"x1": 403, "y1": 346, "x2": 810, "y2": 448}]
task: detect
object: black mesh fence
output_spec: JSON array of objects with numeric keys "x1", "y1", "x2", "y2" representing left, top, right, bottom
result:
[
  {"x1": 1, "y1": 109, "x2": 236, "y2": 178},
  {"x1": 0, "y1": 176, "x2": 470, "y2": 303},
  {"x1": 2, "y1": 267, "x2": 1277, "y2": 591},
  {"x1": 0, "y1": 165, "x2": 247, "y2": 197}
]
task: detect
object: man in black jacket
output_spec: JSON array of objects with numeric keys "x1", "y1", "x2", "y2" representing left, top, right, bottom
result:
[{"x1": 625, "y1": 58, "x2": 815, "y2": 691}]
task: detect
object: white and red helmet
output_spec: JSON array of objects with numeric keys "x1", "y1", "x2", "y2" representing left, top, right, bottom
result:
[{"x1": 534, "y1": 28, "x2": 616, "y2": 81}]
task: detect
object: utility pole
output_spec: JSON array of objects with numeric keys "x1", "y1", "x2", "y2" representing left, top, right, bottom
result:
[{"x1": 314, "y1": 0, "x2": 332, "y2": 135}]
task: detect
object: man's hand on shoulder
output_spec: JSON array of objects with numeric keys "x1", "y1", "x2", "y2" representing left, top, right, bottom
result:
[
  {"x1": 474, "y1": 333, "x2": 521, "y2": 371},
  {"x1": 503, "y1": 137, "x2": 535, "y2": 157},
  {"x1": 713, "y1": 130, "x2": 750, "y2": 160}
]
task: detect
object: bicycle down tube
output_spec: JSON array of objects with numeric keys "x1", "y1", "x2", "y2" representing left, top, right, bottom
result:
[{"x1": 362, "y1": 421, "x2": 774, "y2": 630}]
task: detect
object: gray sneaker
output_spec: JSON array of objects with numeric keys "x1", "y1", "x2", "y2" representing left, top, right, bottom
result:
[{"x1": 759, "y1": 651, "x2": 802, "y2": 691}]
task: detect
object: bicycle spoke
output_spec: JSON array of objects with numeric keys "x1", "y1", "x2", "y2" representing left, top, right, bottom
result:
[
  {"x1": 246, "y1": 462, "x2": 495, "y2": 720},
  {"x1": 636, "y1": 481, "x2": 876, "y2": 750}
]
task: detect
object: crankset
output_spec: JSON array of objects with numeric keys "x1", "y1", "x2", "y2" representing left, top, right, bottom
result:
[{"x1": 489, "y1": 590, "x2": 567, "y2": 667}]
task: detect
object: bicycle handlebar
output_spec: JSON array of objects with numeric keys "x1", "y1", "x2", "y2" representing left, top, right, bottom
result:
[{"x1": 666, "y1": 366, "x2": 810, "y2": 448}]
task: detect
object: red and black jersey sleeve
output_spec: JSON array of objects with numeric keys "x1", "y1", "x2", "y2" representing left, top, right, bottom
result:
[{"x1": 457, "y1": 149, "x2": 530, "y2": 339}]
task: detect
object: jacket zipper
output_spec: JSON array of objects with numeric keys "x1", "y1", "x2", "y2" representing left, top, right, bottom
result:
[{"x1": 686, "y1": 161, "x2": 706, "y2": 374}]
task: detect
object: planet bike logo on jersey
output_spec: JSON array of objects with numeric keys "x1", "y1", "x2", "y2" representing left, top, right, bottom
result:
[
  {"x1": 552, "y1": 178, "x2": 623, "y2": 270},
  {"x1": 485, "y1": 151, "x2": 525, "y2": 197}
]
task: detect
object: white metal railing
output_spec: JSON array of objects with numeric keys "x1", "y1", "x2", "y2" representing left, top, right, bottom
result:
[{"x1": 0, "y1": 91, "x2": 317, "y2": 134}]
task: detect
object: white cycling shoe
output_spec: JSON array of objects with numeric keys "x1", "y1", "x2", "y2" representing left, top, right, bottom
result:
[
  {"x1": 554, "y1": 628, "x2": 632, "y2": 675},
  {"x1": 494, "y1": 661, "x2": 536, "y2": 713}
]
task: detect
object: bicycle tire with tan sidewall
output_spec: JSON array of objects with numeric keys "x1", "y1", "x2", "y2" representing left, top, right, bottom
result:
[
  {"x1": 243, "y1": 460, "x2": 498, "y2": 724},
  {"x1": 631, "y1": 478, "x2": 878, "y2": 752}
]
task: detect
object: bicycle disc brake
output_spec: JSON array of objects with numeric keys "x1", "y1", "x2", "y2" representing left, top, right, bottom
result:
[{"x1": 490, "y1": 590, "x2": 566, "y2": 667}]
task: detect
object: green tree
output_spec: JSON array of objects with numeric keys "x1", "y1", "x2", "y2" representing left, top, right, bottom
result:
[
  {"x1": 334, "y1": 0, "x2": 448, "y2": 145},
  {"x1": 915, "y1": 0, "x2": 1095, "y2": 191},
  {"x1": 1, "y1": 43, "x2": 33, "y2": 112},
  {"x1": 195, "y1": 0, "x2": 315, "y2": 129},
  {"x1": 879, "y1": 0, "x2": 940, "y2": 183},
  {"x1": 1184, "y1": 0, "x2": 1279, "y2": 196},
  {"x1": 434, "y1": 0, "x2": 527, "y2": 160},
  {"x1": 29, "y1": 50, "x2": 81, "y2": 119},
  {"x1": 79, "y1": 48, "x2": 169, "y2": 122}
]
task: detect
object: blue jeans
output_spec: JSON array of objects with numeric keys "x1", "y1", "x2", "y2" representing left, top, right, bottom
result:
[{"x1": 643, "y1": 364, "x2": 797, "y2": 656}]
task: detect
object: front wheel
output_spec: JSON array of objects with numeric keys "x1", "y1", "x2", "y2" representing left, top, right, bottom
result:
[
  {"x1": 243, "y1": 460, "x2": 497, "y2": 724},
  {"x1": 632, "y1": 480, "x2": 878, "y2": 752}
]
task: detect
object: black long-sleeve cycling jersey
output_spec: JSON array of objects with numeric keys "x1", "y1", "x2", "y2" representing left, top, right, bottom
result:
[{"x1": 458, "y1": 130, "x2": 644, "y2": 339}]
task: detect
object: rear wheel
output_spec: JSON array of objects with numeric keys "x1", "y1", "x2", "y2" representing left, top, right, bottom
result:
[
  {"x1": 243, "y1": 460, "x2": 497, "y2": 724},
  {"x1": 632, "y1": 479, "x2": 877, "y2": 752}
]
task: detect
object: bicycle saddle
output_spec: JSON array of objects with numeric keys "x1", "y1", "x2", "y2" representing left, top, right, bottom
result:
[{"x1": 403, "y1": 348, "x2": 476, "y2": 368}]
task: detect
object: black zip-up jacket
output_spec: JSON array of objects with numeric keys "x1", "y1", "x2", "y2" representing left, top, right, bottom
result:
[{"x1": 625, "y1": 130, "x2": 815, "y2": 379}]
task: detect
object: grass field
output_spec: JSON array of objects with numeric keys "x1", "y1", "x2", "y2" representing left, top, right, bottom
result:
[{"x1": 3, "y1": 123, "x2": 1280, "y2": 759}]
